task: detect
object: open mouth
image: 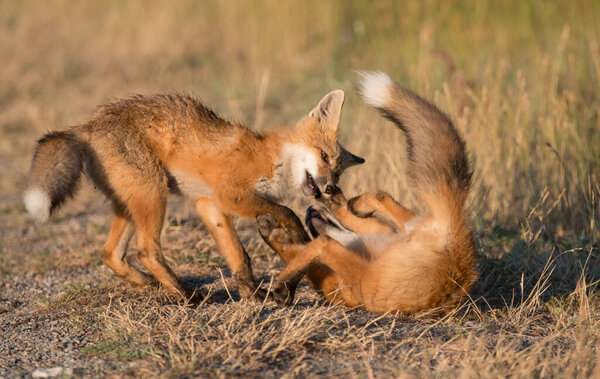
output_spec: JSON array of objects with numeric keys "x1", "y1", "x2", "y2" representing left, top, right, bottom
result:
[
  {"x1": 305, "y1": 206, "x2": 340, "y2": 238},
  {"x1": 305, "y1": 171, "x2": 322, "y2": 198}
]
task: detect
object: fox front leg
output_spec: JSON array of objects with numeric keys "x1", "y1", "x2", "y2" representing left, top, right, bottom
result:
[
  {"x1": 260, "y1": 205, "x2": 311, "y2": 305},
  {"x1": 232, "y1": 194, "x2": 310, "y2": 305},
  {"x1": 257, "y1": 204, "x2": 309, "y2": 306},
  {"x1": 347, "y1": 190, "x2": 415, "y2": 232},
  {"x1": 317, "y1": 187, "x2": 395, "y2": 235}
]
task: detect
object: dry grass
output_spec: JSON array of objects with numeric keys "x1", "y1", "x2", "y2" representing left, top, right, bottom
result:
[{"x1": 1, "y1": 0, "x2": 599, "y2": 377}]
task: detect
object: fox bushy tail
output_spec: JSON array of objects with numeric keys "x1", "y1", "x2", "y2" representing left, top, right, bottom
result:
[
  {"x1": 24, "y1": 131, "x2": 84, "y2": 223},
  {"x1": 357, "y1": 72, "x2": 472, "y2": 227}
]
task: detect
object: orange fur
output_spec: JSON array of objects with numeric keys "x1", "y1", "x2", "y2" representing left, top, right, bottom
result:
[
  {"x1": 259, "y1": 72, "x2": 478, "y2": 314},
  {"x1": 25, "y1": 91, "x2": 364, "y2": 303}
]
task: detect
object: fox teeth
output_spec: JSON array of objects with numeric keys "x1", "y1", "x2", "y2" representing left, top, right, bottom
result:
[{"x1": 305, "y1": 171, "x2": 322, "y2": 198}]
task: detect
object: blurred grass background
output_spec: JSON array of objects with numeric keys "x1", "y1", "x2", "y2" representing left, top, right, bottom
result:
[{"x1": 1, "y1": 0, "x2": 599, "y2": 247}]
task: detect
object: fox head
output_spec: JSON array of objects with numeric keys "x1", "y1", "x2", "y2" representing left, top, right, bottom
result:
[{"x1": 285, "y1": 90, "x2": 365, "y2": 198}]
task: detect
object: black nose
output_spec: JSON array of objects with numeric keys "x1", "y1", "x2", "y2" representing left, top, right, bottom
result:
[{"x1": 325, "y1": 185, "x2": 335, "y2": 195}]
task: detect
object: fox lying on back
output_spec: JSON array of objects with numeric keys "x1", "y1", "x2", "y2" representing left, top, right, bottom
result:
[
  {"x1": 259, "y1": 72, "x2": 478, "y2": 314},
  {"x1": 24, "y1": 90, "x2": 364, "y2": 303}
]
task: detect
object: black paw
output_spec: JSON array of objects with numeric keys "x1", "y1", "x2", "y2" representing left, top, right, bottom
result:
[
  {"x1": 178, "y1": 287, "x2": 212, "y2": 306},
  {"x1": 271, "y1": 282, "x2": 295, "y2": 307},
  {"x1": 237, "y1": 284, "x2": 293, "y2": 306}
]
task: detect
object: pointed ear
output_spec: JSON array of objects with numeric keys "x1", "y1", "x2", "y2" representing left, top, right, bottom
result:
[
  {"x1": 340, "y1": 146, "x2": 365, "y2": 170},
  {"x1": 308, "y1": 90, "x2": 345, "y2": 131}
]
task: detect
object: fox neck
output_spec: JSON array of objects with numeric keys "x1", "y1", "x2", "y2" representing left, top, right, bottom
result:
[{"x1": 254, "y1": 126, "x2": 318, "y2": 202}]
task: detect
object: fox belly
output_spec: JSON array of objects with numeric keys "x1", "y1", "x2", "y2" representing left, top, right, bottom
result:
[{"x1": 169, "y1": 170, "x2": 214, "y2": 199}]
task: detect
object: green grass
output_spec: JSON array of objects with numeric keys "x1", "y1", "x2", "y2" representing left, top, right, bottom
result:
[{"x1": 83, "y1": 332, "x2": 151, "y2": 361}]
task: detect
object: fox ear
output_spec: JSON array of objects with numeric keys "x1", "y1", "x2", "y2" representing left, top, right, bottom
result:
[
  {"x1": 340, "y1": 146, "x2": 365, "y2": 170},
  {"x1": 308, "y1": 90, "x2": 345, "y2": 132}
]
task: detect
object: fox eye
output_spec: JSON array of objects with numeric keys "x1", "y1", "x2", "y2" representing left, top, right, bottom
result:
[{"x1": 321, "y1": 150, "x2": 329, "y2": 163}]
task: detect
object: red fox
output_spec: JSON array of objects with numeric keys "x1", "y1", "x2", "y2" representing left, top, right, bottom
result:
[
  {"x1": 24, "y1": 90, "x2": 364, "y2": 303},
  {"x1": 258, "y1": 72, "x2": 478, "y2": 314}
]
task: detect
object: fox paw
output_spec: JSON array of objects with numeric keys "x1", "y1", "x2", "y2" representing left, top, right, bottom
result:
[
  {"x1": 236, "y1": 278, "x2": 293, "y2": 307},
  {"x1": 257, "y1": 214, "x2": 293, "y2": 247},
  {"x1": 168, "y1": 287, "x2": 211, "y2": 307},
  {"x1": 272, "y1": 283, "x2": 294, "y2": 307},
  {"x1": 251, "y1": 285, "x2": 294, "y2": 307},
  {"x1": 347, "y1": 195, "x2": 375, "y2": 218},
  {"x1": 186, "y1": 287, "x2": 213, "y2": 305},
  {"x1": 317, "y1": 186, "x2": 347, "y2": 210}
]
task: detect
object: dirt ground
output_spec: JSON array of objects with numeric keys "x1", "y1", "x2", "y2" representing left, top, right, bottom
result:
[
  {"x1": 0, "y1": 185, "x2": 410, "y2": 377},
  {"x1": 1, "y1": 178, "x2": 599, "y2": 377}
]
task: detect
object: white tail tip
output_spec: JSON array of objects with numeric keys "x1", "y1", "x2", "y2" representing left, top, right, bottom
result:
[
  {"x1": 356, "y1": 71, "x2": 393, "y2": 108},
  {"x1": 24, "y1": 187, "x2": 51, "y2": 223}
]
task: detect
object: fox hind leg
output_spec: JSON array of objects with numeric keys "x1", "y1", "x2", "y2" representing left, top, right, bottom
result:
[
  {"x1": 275, "y1": 235, "x2": 368, "y2": 306},
  {"x1": 277, "y1": 236, "x2": 366, "y2": 284},
  {"x1": 258, "y1": 214, "x2": 342, "y2": 301},
  {"x1": 86, "y1": 134, "x2": 199, "y2": 301},
  {"x1": 101, "y1": 209, "x2": 154, "y2": 286},
  {"x1": 128, "y1": 187, "x2": 198, "y2": 301}
]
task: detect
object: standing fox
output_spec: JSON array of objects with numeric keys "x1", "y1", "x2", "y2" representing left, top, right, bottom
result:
[
  {"x1": 258, "y1": 72, "x2": 478, "y2": 314},
  {"x1": 24, "y1": 90, "x2": 364, "y2": 303}
]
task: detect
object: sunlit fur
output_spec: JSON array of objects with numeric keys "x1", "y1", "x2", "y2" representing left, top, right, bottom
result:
[
  {"x1": 24, "y1": 90, "x2": 364, "y2": 303},
  {"x1": 260, "y1": 72, "x2": 478, "y2": 314}
]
